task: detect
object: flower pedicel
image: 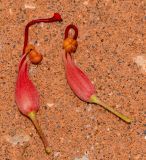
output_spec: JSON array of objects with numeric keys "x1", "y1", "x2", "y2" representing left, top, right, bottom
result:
[
  {"x1": 15, "y1": 13, "x2": 62, "y2": 154},
  {"x1": 63, "y1": 24, "x2": 131, "y2": 123}
]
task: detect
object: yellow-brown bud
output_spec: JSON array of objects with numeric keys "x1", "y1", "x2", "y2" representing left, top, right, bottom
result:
[
  {"x1": 29, "y1": 50, "x2": 43, "y2": 65},
  {"x1": 63, "y1": 37, "x2": 78, "y2": 53}
]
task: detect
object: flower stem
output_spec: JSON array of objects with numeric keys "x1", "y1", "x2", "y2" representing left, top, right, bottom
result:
[
  {"x1": 28, "y1": 112, "x2": 51, "y2": 154},
  {"x1": 90, "y1": 95, "x2": 132, "y2": 123}
]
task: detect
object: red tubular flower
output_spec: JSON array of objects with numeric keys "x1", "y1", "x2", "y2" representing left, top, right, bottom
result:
[
  {"x1": 63, "y1": 25, "x2": 131, "y2": 123},
  {"x1": 63, "y1": 52, "x2": 96, "y2": 102},
  {"x1": 15, "y1": 13, "x2": 62, "y2": 154},
  {"x1": 16, "y1": 54, "x2": 39, "y2": 115}
]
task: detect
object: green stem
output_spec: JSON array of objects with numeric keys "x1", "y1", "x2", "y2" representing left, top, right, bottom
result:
[
  {"x1": 28, "y1": 112, "x2": 51, "y2": 154},
  {"x1": 90, "y1": 95, "x2": 132, "y2": 123}
]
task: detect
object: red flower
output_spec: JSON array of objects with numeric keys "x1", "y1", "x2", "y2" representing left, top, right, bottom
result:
[
  {"x1": 15, "y1": 54, "x2": 39, "y2": 116},
  {"x1": 63, "y1": 24, "x2": 131, "y2": 123},
  {"x1": 63, "y1": 52, "x2": 96, "y2": 102},
  {"x1": 15, "y1": 13, "x2": 62, "y2": 154}
]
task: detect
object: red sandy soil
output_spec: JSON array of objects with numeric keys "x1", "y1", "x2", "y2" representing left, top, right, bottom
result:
[{"x1": 0, "y1": 0, "x2": 145, "y2": 160}]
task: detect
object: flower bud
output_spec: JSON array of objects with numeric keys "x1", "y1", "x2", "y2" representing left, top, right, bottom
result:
[
  {"x1": 63, "y1": 37, "x2": 78, "y2": 53},
  {"x1": 29, "y1": 50, "x2": 43, "y2": 65},
  {"x1": 62, "y1": 24, "x2": 132, "y2": 123}
]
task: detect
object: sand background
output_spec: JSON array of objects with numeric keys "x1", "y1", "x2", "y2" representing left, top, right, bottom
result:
[{"x1": 0, "y1": 0, "x2": 145, "y2": 160}]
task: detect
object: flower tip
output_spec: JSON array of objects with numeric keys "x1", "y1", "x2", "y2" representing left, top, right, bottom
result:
[
  {"x1": 53, "y1": 13, "x2": 62, "y2": 21},
  {"x1": 45, "y1": 147, "x2": 52, "y2": 154}
]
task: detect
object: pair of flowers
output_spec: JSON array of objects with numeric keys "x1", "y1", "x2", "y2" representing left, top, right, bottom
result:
[{"x1": 15, "y1": 13, "x2": 131, "y2": 154}]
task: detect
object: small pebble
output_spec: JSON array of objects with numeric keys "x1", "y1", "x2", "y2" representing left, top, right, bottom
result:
[
  {"x1": 24, "y1": 4, "x2": 36, "y2": 9},
  {"x1": 133, "y1": 55, "x2": 146, "y2": 74},
  {"x1": 107, "y1": 128, "x2": 110, "y2": 131},
  {"x1": 86, "y1": 104, "x2": 92, "y2": 112},
  {"x1": 84, "y1": 124, "x2": 91, "y2": 129},
  {"x1": 74, "y1": 154, "x2": 89, "y2": 160},
  {"x1": 6, "y1": 134, "x2": 30, "y2": 146},
  {"x1": 54, "y1": 151, "x2": 61, "y2": 158},
  {"x1": 47, "y1": 103, "x2": 54, "y2": 107},
  {"x1": 75, "y1": 108, "x2": 81, "y2": 112},
  {"x1": 9, "y1": 8, "x2": 13, "y2": 15},
  {"x1": 83, "y1": 0, "x2": 89, "y2": 6}
]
